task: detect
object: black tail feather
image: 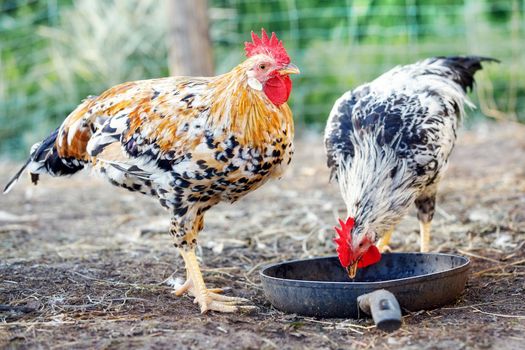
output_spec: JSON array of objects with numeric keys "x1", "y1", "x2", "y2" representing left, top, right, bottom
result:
[
  {"x1": 3, "y1": 159, "x2": 31, "y2": 194},
  {"x1": 434, "y1": 56, "x2": 500, "y2": 92},
  {"x1": 34, "y1": 129, "x2": 85, "y2": 176},
  {"x1": 32, "y1": 129, "x2": 60, "y2": 162},
  {"x1": 3, "y1": 128, "x2": 84, "y2": 194}
]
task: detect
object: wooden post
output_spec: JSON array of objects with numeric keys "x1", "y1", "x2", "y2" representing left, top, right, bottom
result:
[{"x1": 167, "y1": 0, "x2": 214, "y2": 76}]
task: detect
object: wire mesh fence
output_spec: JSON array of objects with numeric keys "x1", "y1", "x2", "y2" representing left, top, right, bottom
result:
[
  {"x1": 1, "y1": 0, "x2": 523, "y2": 158},
  {"x1": 211, "y1": 0, "x2": 524, "y2": 126}
]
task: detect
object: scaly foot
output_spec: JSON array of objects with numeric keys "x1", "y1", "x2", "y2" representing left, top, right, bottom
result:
[
  {"x1": 420, "y1": 221, "x2": 431, "y2": 253},
  {"x1": 176, "y1": 248, "x2": 256, "y2": 313},
  {"x1": 173, "y1": 278, "x2": 254, "y2": 313}
]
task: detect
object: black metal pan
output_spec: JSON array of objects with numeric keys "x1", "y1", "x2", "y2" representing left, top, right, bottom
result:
[{"x1": 260, "y1": 253, "x2": 469, "y2": 331}]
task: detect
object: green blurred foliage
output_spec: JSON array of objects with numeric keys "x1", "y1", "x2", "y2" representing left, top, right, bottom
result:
[
  {"x1": 211, "y1": 0, "x2": 524, "y2": 127},
  {"x1": 1, "y1": 0, "x2": 170, "y2": 158},
  {"x1": 1, "y1": 0, "x2": 523, "y2": 158}
]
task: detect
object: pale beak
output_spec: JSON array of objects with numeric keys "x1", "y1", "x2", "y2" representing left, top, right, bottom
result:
[
  {"x1": 278, "y1": 63, "x2": 300, "y2": 75},
  {"x1": 347, "y1": 261, "x2": 359, "y2": 279}
]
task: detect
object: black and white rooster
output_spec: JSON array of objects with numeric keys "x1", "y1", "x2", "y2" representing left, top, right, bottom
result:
[{"x1": 325, "y1": 56, "x2": 497, "y2": 278}]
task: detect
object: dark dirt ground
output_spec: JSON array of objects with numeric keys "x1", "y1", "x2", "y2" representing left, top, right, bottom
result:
[{"x1": 0, "y1": 121, "x2": 524, "y2": 350}]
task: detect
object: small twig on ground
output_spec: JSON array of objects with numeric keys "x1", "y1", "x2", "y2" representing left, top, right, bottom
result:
[
  {"x1": 471, "y1": 307, "x2": 525, "y2": 319},
  {"x1": 483, "y1": 272, "x2": 525, "y2": 276},
  {"x1": 301, "y1": 317, "x2": 373, "y2": 335},
  {"x1": 457, "y1": 249, "x2": 501, "y2": 264},
  {"x1": 441, "y1": 300, "x2": 507, "y2": 311},
  {"x1": 474, "y1": 258, "x2": 525, "y2": 276}
]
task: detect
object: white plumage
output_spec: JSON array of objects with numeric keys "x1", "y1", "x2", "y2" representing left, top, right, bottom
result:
[{"x1": 325, "y1": 56, "x2": 497, "y2": 254}]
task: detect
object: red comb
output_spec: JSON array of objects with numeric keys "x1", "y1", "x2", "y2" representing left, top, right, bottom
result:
[
  {"x1": 244, "y1": 29, "x2": 290, "y2": 65},
  {"x1": 333, "y1": 217, "x2": 355, "y2": 267}
]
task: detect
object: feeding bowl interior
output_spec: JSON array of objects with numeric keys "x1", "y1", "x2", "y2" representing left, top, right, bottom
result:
[{"x1": 260, "y1": 252, "x2": 470, "y2": 318}]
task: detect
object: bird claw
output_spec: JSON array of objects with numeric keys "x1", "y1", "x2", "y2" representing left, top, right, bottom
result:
[
  {"x1": 173, "y1": 279, "x2": 254, "y2": 313},
  {"x1": 379, "y1": 245, "x2": 392, "y2": 253},
  {"x1": 197, "y1": 292, "x2": 254, "y2": 313}
]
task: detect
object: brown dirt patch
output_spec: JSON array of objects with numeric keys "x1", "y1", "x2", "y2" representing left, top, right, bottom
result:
[{"x1": 1, "y1": 121, "x2": 524, "y2": 349}]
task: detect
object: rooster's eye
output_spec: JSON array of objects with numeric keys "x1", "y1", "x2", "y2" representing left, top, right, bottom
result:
[{"x1": 259, "y1": 64, "x2": 267, "y2": 70}]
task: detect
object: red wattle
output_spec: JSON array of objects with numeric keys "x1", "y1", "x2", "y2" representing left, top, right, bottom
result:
[
  {"x1": 263, "y1": 75, "x2": 292, "y2": 106},
  {"x1": 358, "y1": 245, "x2": 381, "y2": 268}
]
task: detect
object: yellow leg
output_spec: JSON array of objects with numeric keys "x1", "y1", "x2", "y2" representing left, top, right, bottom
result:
[
  {"x1": 420, "y1": 221, "x2": 431, "y2": 253},
  {"x1": 174, "y1": 248, "x2": 254, "y2": 313},
  {"x1": 377, "y1": 228, "x2": 394, "y2": 253}
]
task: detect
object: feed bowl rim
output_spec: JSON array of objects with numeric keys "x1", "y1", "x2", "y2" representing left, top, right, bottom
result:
[{"x1": 260, "y1": 252, "x2": 470, "y2": 289}]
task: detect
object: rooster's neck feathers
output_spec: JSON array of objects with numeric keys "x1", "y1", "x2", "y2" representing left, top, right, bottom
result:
[
  {"x1": 208, "y1": 65, "x2": 293, "y2": 146},
  {"x1": 336, "y1": 141, "x2": 419, "y2": 237}
]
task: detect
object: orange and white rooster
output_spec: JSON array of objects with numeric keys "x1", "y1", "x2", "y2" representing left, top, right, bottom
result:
[{"x1": 4, "y1": 29, "x2": 299, "y2": 313}]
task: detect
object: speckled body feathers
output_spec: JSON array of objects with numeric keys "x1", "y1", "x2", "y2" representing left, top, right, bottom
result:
[
  {"x1": 325, "y1": 56, "x2": 494, "y2": 240},
  {"x1": 7, "y1": 63, "x2": 294, "y2": 247}
]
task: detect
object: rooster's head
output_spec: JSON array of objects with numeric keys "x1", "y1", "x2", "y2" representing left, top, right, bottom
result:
[
  {"x1": 243, "y1": 29, "x2": 299, "y2": 106},
  {"x1": 334, "y1": 217, "x2": 381, "y2": 279}
]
